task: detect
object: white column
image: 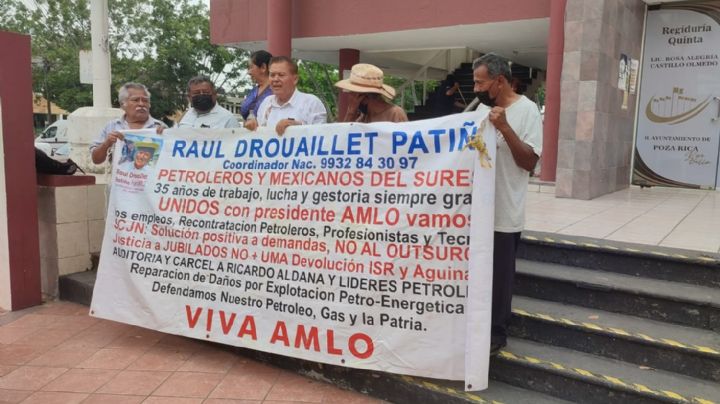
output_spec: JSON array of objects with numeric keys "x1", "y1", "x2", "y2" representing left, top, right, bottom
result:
[
  {"x1": 90, "y1": 0, "x2": 111, "y2": 108},
  {"x1": 70, "y1": 0, "x2": 122, "y2": 175}
]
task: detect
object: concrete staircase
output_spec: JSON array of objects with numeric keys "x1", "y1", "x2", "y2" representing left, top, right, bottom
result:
[
  {"x1": 60, "y1": 231, "x2": 720, "y2": 403},
  {"x1": 408, "y1": 61, "x2": 540, "y2": 121},
  {"x1": 492, "y1": 231, "x2": 720, "y2": 403}
]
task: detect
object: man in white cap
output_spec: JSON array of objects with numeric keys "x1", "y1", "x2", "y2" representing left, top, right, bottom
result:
[{"x1": 335, "y1": 63, "x2": 408, "y2": 123}]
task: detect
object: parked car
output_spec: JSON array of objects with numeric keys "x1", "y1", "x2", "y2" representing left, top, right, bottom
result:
[
  {"x1": 35, "y1": 120, "x2": 69, "y2": 158},
  {"x1": 52, "y1": 143, "x2": 71, "y2": 162}
]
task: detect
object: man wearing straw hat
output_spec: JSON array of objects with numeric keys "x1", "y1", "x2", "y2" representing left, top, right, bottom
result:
[{"x1": 335, "y1": 63, "x2": 408, "y2": 123}]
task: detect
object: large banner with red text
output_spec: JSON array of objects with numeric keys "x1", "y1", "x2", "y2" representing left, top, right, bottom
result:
[{"x1": 90, "y1": 111, "x2": 496, "y2": 390}]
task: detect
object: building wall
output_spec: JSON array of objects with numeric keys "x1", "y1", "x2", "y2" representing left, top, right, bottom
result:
[
  {"x1": 556, "y1": 0, "x2": 645, "y2": 199},
  {"x1": 210, "y1": 0, "x2": 551, "y2": 45}
]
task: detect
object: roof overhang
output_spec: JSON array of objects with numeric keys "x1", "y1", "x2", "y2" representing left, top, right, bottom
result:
[
  {"x1": 224, "y1": 18, "x2": 549, "y2": 79},
  {"x1": 643, "y1": 0, "x2": 688, "y2": 4}
]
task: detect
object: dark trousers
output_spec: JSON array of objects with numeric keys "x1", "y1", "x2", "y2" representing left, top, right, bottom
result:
[{"x1": 491, "y1": 231, "x2": 521, "y2": 346}]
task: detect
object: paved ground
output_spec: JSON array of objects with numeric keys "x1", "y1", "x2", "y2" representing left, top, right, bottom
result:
[
  {"x1": 526, "y1": 184, "x2": 720, "y2": 254},
  {"x1": 0, "y1": 301, "x2": 383, "y2": 404}
]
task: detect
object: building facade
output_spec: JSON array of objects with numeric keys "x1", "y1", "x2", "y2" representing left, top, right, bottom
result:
[{"x1": 209, "y1": 0, "x2": 718, "y2": 199}]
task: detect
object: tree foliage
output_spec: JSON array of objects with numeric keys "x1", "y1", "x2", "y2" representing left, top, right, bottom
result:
[
  {"x1": 0, "y1": 0, "x2": 249, "y2": 121},
  {"x1": 295, "y1": 61, "x2": 423, "y2": 121},
  {"x1": 1, "y1": 0, "x2": 93, "y2": 113},
  {"x1": 297, "y1": 60, "x2": 339, "y2": 122},
  {"x1": 535, "y1": 82, "x2": 546, "y2": 106},
  {"x1": 385, "y1": 76, "x2": 436, "y2": 113}
]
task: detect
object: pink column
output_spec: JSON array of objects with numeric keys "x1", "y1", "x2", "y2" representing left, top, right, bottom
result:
[
  {"x1": 0, "y1": 31, "x2": 42, "y2": 310},
  {"x1": 266, "y1": 0, "x2": 292, "y2": 57},
  {"x1": 540, "y1": 0, "x2": 566, "y2": 182},
  {"x1": 338, "y1": 48, "x2": 360, "y2": 121}
]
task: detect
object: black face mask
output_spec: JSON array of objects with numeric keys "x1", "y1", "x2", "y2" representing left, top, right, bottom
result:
[
  {"x1": 191, "y1": 94, "x2": 215, "y2": 112},
  {"x1": 358, "y1": 102, "x2": 369, "y2": 115},
  {"x1": 475, "y1": 91, "x2": 496, "y2": 108}
]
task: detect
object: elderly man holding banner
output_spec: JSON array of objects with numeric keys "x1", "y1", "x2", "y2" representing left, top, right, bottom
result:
[{"x1": 90, "y1": 82, "x2": 166, "y2": 165}]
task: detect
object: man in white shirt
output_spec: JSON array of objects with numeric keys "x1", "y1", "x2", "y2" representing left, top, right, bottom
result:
[
  {"x1": 177, "y1": 75, "x2": 240, "y2": 129},
  {"x1": 473, "y1": 53, "x2": 543, "y2": 356},
  {"x1": 246, "y1": 56, "x2": 327, "y2": 135}
]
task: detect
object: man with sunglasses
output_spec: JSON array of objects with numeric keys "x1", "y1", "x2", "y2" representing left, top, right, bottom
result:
[{"x1": 472, "y1": 53, "x2": 543, "y2": 356}]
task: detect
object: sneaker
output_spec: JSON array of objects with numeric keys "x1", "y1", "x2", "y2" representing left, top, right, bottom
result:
[{"x1": 490, "y1": 342, "x2": 506, "y2": 356}]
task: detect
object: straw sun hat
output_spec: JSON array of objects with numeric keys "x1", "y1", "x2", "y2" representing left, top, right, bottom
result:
[{"x1": 335, "y1": 63, "x2": 397, "y2": 99}]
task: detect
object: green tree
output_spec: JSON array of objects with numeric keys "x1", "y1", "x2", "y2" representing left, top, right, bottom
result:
[
  {"x1": 297, "y1": 60, "x2": 339, "y2": 121},
  {"x1": 295, "y1": 61, "x2": 424, "y2": 121},
  {"x1": 108, "y1": 0, "x2": 249, "y2": 120},
  {"x1": 535, "y1": 83, "x2": 546, "y2": 106},
  {"x1": 0, "y1": 0, "x2": 249, "y2": 121},
  {"x1": 0, "y1": 0, "x2": 92, "y2": 113}
]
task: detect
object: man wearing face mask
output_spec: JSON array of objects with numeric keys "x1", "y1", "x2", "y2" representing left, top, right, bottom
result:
[
  {"x1": 177, "y1": 76, "x2": 240, "y2": 129},
  {"x1": 472, "y1": 53, "x2": 542, "y2": 356}
]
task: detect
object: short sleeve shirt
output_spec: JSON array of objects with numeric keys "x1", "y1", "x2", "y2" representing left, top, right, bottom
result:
[
  {"x1": 90, "y1": 116, "x2": 166, "y2": 152},
  {"x1": 177, "y1": 104, "x2": 240, "y2": 129},
  {"x1": 478, "y1": 96, "x2": 543, "y2": 232},
  {"x1": 358, "y1": 104, "x2": 408, "y2": 123},
  {"x1": 256, "y1": 89, "x2": 327, "y2": 128}
]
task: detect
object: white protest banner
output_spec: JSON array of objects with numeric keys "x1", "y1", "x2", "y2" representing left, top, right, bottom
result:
[
  {"x1": 91, "y1": 111, "x2": 495, "y2": 390},
  {"x1": 633, "y1": 5, "x2": 720, "y2": 189}
]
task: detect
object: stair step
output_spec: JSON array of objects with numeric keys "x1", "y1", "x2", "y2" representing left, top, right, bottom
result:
[
  {"x1": 238, "y1": 347, "x2": 571, "y2": 404},
  {"x1": 492, "y1": 338, "x2": 720, "y2": 403},
  {"x1": 519, "y1": 231, "x2": 720, "y2": 288},
  {"x1": 385, "y1": 376, "x2": 573, "y2": 404},
  {"x1": 471, "y1": 380, "x2": 575, "y2": 403},
  {"x1": 58, "y1": 270, "x2": 96, "y2": 306},
  {"x1": 511, "y1": 296, "x2": 720, "y2": 381},
  {"x1": 515, "y1": 259, "x2": 720, "y2": 331}
]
